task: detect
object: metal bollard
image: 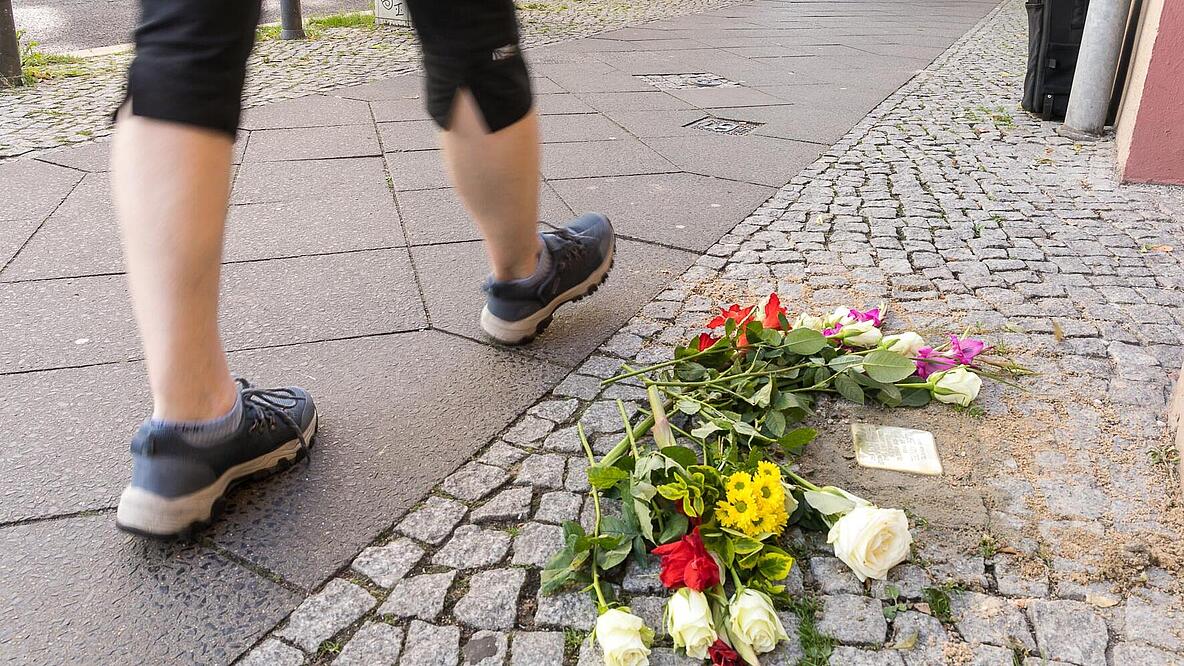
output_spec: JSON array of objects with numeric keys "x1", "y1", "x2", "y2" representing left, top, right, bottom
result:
[
  {"x1": 0, "y1": 0, "x2": 21, "y2": 87},
  {"x1": 280, "y1": 0, "x2": 307, "y2": 40}
]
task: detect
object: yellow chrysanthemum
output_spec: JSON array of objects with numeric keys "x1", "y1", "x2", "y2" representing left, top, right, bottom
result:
[
  {"x1": 756, "y1": 461, "x2": 780, "y2": 479},
  {"x1": 716, "y1": 486, "x2": 761, "y2": 534},
  {"x1": 751, "y1": 473, "x2": 781, "y2": 507},
  {"x1": 725, "y1": 472, "x2": 753, "y2": 495}
]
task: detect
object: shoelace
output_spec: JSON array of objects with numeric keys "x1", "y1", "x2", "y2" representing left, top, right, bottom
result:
[
  {"x1": 238, "y1": 378, "x2": 311, "y2": 454},
  {"x1": 538, "y1": 229, "x2": 591, "y2": 299}
]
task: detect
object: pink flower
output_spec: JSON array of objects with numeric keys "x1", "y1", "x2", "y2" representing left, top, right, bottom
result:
[
  {"x1": 949, "y1": 335, "x2": 987, "y2": 366},
  {"x1": 823, "y1": 323, "x2": 843, "y2": 337},
  {"x1": 848, "y1": 308, "x2": 883, "y2": 327},
  {"x1": 915, "y1": 347, "x2": 957, "y2": 379}
]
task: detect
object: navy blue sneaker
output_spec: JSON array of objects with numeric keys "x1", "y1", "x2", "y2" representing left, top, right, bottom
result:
[
  {"x1": 116, "y1": 380, "x2": 317, "y2": 538},
  {"x1": 480, "y1": 212, "x2": 615, "y2": 345}
]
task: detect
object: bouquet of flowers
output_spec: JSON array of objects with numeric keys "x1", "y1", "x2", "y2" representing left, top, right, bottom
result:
[{"x1": 542, "y1": 295, "x2": 1029, "y2": 666}]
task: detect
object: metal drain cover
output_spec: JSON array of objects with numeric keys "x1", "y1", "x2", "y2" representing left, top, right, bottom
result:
[
  {"x1": 685, "y1": 116, "x2": 764, "y2": 136},
  {"x1": 636, "y1": 72, "x2": 741, "y2": 90}
]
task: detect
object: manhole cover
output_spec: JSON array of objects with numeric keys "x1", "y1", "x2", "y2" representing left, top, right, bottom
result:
[
  {"x1": 636, "y1": 72, "x2": 741, "y2": 90},
  {"x1": 685, "y1": 116, "x2": 764, "y2": 136}
]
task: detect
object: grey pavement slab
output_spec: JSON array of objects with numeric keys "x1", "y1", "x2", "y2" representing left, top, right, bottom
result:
[
  {"x1": 232, "y1": 157, "x2": 392, "y2": 206},
  {"x1": 240, "y1": 95, "x2": 374, "y2": 130},
  {"x1": 243, "y1": 124, "x2": 382, "y2": 162},
  {"x1": 664, "y1": 85, "x2": 796, "y2": 109},
  {"x1": 549, "y1": 172, "x2": 773, "y2": 252},
  {"x1": 411, "y1": 237, "x2": 695, "y2": 366},
  {"x1": 36, "y1": 141, "x2": 113, "y2": 173},
  {"x1": 335, "y1": 74, "x2": 426, "y2": 103},
  {"x1": 574, "y1": 90, "x2": 696, "y2": 112},
  {"x1": 642, "y1": 133, "x2": 823, "y2": 187},
  {"x1": 0, "y1": 361, "x2": 149, "y2": 522},
  {"x1": 535, "y1": 93, "x2": 599, "y2": 116},
  {"x1": 386, "y1": 150, "x2": 451, "y2": 191},
  {"x1": 206, "y1": 331, "x2": 567, "y2": 588},
  {"x1": 538, "y1": 113, "x2": 628, "y2": 144},
  {"x1": 0, "y1": 515, "x2": 299, "y2": 666},
  {"x1": 595, "y1": 108, "x2": 714, "y2": 139},
  {"x1": 370, "y1": 96, "x2": 434, "y2": 123},
  {"x1": 0, "y1": 218, "x2": 41, "y2": 269},
  {"x1": 398, "y1": 184, "x2": 571, "y2": 246},
  {"x1": 1, "y1": 248, "x2": 424, "y2": 373},
  {"x1": 540, "y1": 137, "x2": 678, "y2": 180},
  {"x1": 0, "y1": 158, "x2": 83, "y2": 222},
  {"x1": 378, "y1": 119, "x2": 442, "y2": 152}
]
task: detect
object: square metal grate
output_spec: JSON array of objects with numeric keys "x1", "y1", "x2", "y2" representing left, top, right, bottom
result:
[
  {"x1": 636, "y1": 72, "x2": 741, "y2": 90},
  {"x1": 685, "y1": 116, "x2": 764, "y2": 136}
]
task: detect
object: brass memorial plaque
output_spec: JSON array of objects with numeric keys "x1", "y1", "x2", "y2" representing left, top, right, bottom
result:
[{"x1": 851, "y1": 423, "x2": 943, "y2": 476}]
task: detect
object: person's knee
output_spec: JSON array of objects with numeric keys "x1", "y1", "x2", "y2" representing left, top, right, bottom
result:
[{"x1": 122, "y1": 0, "x2": 261, "y2": 137}]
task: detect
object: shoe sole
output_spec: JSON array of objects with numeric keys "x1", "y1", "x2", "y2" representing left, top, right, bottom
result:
[
  {"x1": 480, "y1": 243, "x2": 615, "y2": 345},
  {"x1": 115, "y1": 413, "x2": 318, "y2": 539}
]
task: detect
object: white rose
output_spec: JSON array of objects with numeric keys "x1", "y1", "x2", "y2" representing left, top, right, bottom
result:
[
  {"x1": 793, "y1": 313, "x2": 826, "y2": 331},
  {"x1": 930, "y1": 367, "x2": 982, "y2": 406},
  {"x1": 837, "y1": 320, "x2": 883, "y2": 348},
  {"x1": 827, "y1": 505, "x2": 912, "y2": 581},
  {"x1": 824, "y1": 306, "x2": 856, "y2": 327},
  {"x1": 728, "y1": 589, "x2": 789, "y2": 654},
  {"x1": 596, "y1": 609, "x2": 652, "y2": 666},
  {"x1": 666, "y1": 589, "x2": 718, "y2": 659},
  {"x1": 881, "y1": 332, "x2": 926, "y2": 358}
]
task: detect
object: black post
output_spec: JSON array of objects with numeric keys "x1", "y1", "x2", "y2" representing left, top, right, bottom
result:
[
  {"x1": 279, "y1": 0, "x2": 306, "y2": 40},
  {"x1": 0, "y1": 0, "x2": 21, "y2": 87}
]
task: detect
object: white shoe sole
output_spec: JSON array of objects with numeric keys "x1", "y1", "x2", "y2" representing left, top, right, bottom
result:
[
  {"x1": 115, "y1": 414, "x2": 318, "y2": 537},
  {"x1": 480, "y1": 244, "x2": 615, "y2": 345}
]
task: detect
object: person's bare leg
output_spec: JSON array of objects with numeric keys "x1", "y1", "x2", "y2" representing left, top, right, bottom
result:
[
  {"x1": 111, "y1": 113, "x2": 237, "y2": 421},
  {"x1": 439, "y1": 89, "x2": 544, "y2": 282}
]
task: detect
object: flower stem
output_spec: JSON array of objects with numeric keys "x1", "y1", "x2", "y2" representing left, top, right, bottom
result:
[
  {"x1": 781, "y1": 466, "x2": 822, "y2": 492},
  {"x1": 596, "y1": 413, "x2": 656, "y2": 468},
  {"x1": 602, "y1": 349, "x2": 715, "y2": 384},
  {"x1": 578, "y1": 424, "x2": 610, "y2": 613}
]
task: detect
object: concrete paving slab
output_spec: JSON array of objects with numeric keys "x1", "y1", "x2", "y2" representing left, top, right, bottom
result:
[
  {"x1": 664, "y1": 85, "x2": 796, "y2": 109},
  {"x1": 1, "y1": 172, "x2": 119, "y2": 280},
  {"x1": 243, "y1": 124, "x2": 381, "y2": 162},
  {"x1": 539, "y1": 113, "x2": 627, "y2": 143},
  {"x1": 549, "y1": 173, "x2": 773, "y2": 252},
  {"x1": 0, "y1": 249, "x2": 424, "y2": 373},
  {"x1": 597, "y1": 108, "x2": 715, "y2": 139},
  {"x1": 573, "y1": 90, "x2": 695, "y2": 112},
  {"x1": 412, "y1": 238, "x2": 694, "y2": 367},
  {"x1": 642, "y1": 133, "x2": 823, "y2": 187},
  {"x1": 540, "y1": 138, "x2": 677, "y2": 180},
  {"x1": 0, "y1": 158, "x2": 83, "y2": 222},
  {"x1": 386, "y1": 150, "x2": 450, "y2": 191},
  {"x1": 535, "y1": 93, "x2": 599, "y2": 116},
  {"x1": 398, "y1": 184, "x2": 571, "y2": 246},
  {"x1": 231, "y1": 157, "x2": 391, "y2": 206},
  {"x1": 0, "y1": 218, "x2": 42, "y2": 269},
  {"x1": 0, "y1": 515, "x2": 300, "y2": 666},
  {"x1": 224, "y1": 197, "x2": 405, "y2": 262},
  {"x1": 369, "y1": 96, "x2": 433, "y2": 123},
  {"x1": 378, "y1": 119, "x2": 442, "y2": 153},
  {"x1": 207, "y1": 331, "x2": 567, "y2": 588},
  {"x1": 334, "y1": 74, "x2": 426, "y2": 102},
  {"x1": 240, "y1": 95, "x2": 374, "y2": 130},
  {"x1": 36, "y1": 141, "x2": 112, "y2": 173},
  {"x1": 0, "y1": 361, "x2": 148, "y2": 522}
]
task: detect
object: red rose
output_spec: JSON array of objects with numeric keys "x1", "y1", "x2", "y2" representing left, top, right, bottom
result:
[
  {"x1": 708, "y1": 639, "x2": 742, "y2": 666},
  {"x1": 707, "y1": 304, "x2": 755, "y2": 329},
  {"x1": 761, "y1": 292, "x2": 787, "y2": 330},
  {"x1": 697, "y1": 333, "x2": 720, "y2": 351},
  {"x1": 650, "y1": 527, "x2": 721, "y2": 591}
]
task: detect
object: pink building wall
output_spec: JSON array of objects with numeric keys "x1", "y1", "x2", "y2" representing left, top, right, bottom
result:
[{"x1": 1116, "y1": 0, "x2": 1184, "y2": 185}]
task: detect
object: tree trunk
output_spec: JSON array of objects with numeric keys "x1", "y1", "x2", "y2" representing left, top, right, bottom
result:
[{"x1": 0, "y1": 0, "x2": 20, "y2": 87}]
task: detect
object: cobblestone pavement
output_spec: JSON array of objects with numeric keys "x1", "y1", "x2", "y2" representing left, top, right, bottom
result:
[
  {"x1": 0, "y1": 0, "x2": 734, "y2": 160},
  {"x1": 234, "y1": 1, "x2": 1184, "y2": 665}
]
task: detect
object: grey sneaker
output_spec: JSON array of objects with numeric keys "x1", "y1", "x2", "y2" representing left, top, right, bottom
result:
[
  {"x1": 480, "y1": 212, "x2": 615, "y2": 345},
  {"x1": 115, "y1": 379, "x2": 317, "y2": 538}
]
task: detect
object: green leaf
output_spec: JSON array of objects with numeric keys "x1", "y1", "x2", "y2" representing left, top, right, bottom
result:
[
  {"x1": 691, "y1": 421, "x2": 723, "y2": 439},
  {"x1": 661, "y1": 446, "x2": 698, "y2": 469},
  {"x1": 676, "y1": 362, "x2": 708, "y2": 382},
  {"x1": 757, "y1": 551, "x2": 796, "y2": 581},
  {"x1": 782, "y1": 328, "x2": 828, "y2": 355},
  {"x1": 828, "y1": 354, "x2": 864, "y2": 372},
  {"x1": 727, "y1": 532, "x2": 764, "y2": 555},
  {"x1": 658, "y1": 512, "x2": 689, "y2": 543},
  {"x1": 587, "y1": 465, "x2": 628, "y2": 490},
  {"x1": 748, "y1": 380, "x2": 774, "y2": 408},
  {"x1": 862, "y1": 350, "x2": 918, "y2": 384},
  {"x1": 834, "y1": 372, "x2": 865, "y2": 405},
  {"x1": 597, "y1": 540, "x2": 632, "y2": 570},
  {"x1": 773, "y1": 391, "x2": 802, "y2": 410},
  {"x1": 764, "y1": 409, "x2": 787, "y2": 438},
  {"x1": 900, "y1": 388, "x2": 932, "y2": 407},
  {"x1": 804, "y1": 489, "x2": 857, "y2": 516},
  {"x1": 634, "y1": 499, "x2": 655, "y2": 542},
  {"x1": 732, "y1": 420, "x2": 759, "y2": 437},
  {"x1": 676, "y1": 399, "x2": 701, "y2": 415},
  {"x1": 779, "y1": 427, "x2": 817, "y2": 455}
]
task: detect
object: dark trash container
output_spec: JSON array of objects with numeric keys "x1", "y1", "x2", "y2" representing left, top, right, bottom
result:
[{"x1": 1022, "y1": 0, "x2": 1090, "y2": 120}]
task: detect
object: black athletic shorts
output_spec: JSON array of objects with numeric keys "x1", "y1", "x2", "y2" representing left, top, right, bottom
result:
[{"x1": 123, "y1": 0, "x2": 533, "y2": 136}]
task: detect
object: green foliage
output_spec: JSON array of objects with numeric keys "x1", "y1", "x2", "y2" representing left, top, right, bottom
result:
[
  {"x1": 922, "y1": 583, "x2": 957, "y2": 622},
  {"x1": 12, "y1": 31, "x2": 88, "y2": 86},
  {"x1": 790, "y1": 597, "x2": 835, "y2": 666}
]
